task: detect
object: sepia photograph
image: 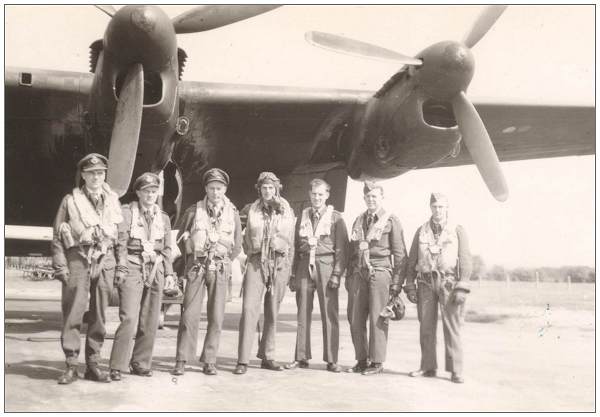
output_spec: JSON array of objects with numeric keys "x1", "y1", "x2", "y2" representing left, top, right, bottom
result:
[{"x1": 4, "y1": 4, "x2": 595, "y2": 412}]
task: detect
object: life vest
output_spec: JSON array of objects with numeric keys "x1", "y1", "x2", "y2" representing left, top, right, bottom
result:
[
  {"x1": 298, "y1": 205, "x2": 334, "y2": 276},
  {"x1": 190, "y1": 196, "x2": 236, "y2": 258},
  {"x1": 350, "y1": 209, "x2": 392, "y2": 270},
  {"x1": 350, "y1": 210, "x2": 392, "y2": 243},
  {"x1": 416, "y1": 220, "x2": 459, "y2": 274},
  {"x1": 246, "y1": 198, "x2": 295, "y2": 255},
  {"x1": 298, "y1": 205, "x2": 334, "y2": 240},
  {"x1": 129, "y1": 201, "x2": 164, "y2": 252},
  {"x1": 65, "y1": 183, "x2": 123, "y2": 244}
]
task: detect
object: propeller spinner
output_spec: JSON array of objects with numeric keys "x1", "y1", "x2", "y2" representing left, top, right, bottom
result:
[{"x1": 305, "y1": 5, "x2": 509, "y2": 201}]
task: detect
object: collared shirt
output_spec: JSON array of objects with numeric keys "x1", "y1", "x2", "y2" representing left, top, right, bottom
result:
[
  {"x1": 311, "y1": 206, "x2": 326, "y2": 230},
  {"x1": 429, "y1": 218, "x2": 446, "y2": 238},
  {"x1": 83, "y1": 186, "x2": 105, "y2": 211}
]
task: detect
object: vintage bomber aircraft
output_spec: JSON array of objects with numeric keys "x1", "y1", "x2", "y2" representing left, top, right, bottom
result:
[{"x1": 5, "y1": 5, "x2": 595, "y2": 255}]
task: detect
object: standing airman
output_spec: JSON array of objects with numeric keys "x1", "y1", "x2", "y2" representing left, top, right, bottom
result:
[
  {"x1": 108, "y1": 172, "x2": 175, "y2": 380},
  {"x1": 346, "y1": 181, "x2": 408, "y2": 375},
  {"x1": 286, "y1": 179, "x2": 348, "y2": 372},
  {"x1": 172, "y1": 168, "x2": 242, "y2": 376},
  {"x1": 234, "y1": 172, "x2": 295, "y2": 375},
  {"x1": 51, "y1": 153, "x2": 123, "y2": 384},
  {"x1": 404, "y1": 193, "x2": 472, "y2": 383}
]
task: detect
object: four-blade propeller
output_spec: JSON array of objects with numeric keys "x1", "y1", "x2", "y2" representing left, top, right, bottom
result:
[{"x1": 305, "y1": 5, "x2": 509, "y2": 201}]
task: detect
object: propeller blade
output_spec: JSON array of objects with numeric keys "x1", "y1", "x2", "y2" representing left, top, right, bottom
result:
[
  {"x1": 107, "y1": 64, "x2": 144, "y2": 197},
  {"x1": 172, "y1": 5, "x2": 280, "y2": 34},
  {"x1": 452, "y1": 92, "x2": 508, "y2": 201},
  {"x1": 462, "y1": 5, "x2": 507, "y2": 48},
  {"x1": 94, "y1": 5, "x2": 116, "y2": 17},
  {"x1": 305, "y1": 31, "x2": 423, "y2": 65}
]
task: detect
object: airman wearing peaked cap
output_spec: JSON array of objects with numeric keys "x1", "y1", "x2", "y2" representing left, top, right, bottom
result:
[
  {"x1": 404, "y1": 193, "x2": 472, "y2": 384},
  {"x1": 133, "y1": 172, "x2": 160, "y2": 191},
  {"x1": 173, "y1": 168, "x2": 242, "y2": 376},
  {"x1": 51, "y1": 153, "x2": 123, "y2": 385},
  {"x1": 203, "y1": 168, "x2": 230, "y2": 187},
  {"x1": 77, "y1": 153, "x2": 108, "y2": 171},
  {"x1": 109, "y1": 172, "x2": 174, "y2": 381}
]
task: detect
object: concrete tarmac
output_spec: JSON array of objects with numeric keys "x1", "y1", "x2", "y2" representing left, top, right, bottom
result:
[{"x1": 4, "y1": 270, "x2": 595, "y2": 412}]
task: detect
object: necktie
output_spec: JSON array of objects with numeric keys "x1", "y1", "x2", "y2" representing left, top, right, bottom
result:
[{"x1": 366, "y1": 214, "x2": 374, "y2": 230}]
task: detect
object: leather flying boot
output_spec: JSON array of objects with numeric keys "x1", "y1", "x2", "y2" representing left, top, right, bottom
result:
[
  {"x1": 84, "y1": 364, "x2": 111, "y2": 383},
  {"x1": 130, "y1": 362, "x2": 153, "y2": 377},
  {"x1": 58, "y1": 365, "x2": 78, "y2": 385},
  {"x1": 109, "y1": 369, "x2": 121, "y2": 381}
]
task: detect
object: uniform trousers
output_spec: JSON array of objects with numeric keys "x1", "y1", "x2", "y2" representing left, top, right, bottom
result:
[
  {"x1": 349, "y1": 261, "x2": 392, "y2": 364},
  {"x1": 175, "y1": 260, "x2": 230, "y2": 364},
  {"x1": 417, "y1": 272, "x2": 465, "y2": 374},
  {"x1": 61, "y1": 247, "x2": 115, "y2": 366},
  {"x1": 293, "y1": 255, "x2": 339, "y2": 363},
  {"x1": 109, "y1": 260, "x2": 165, "y2": 371},
  {"x1": 237, "y1": 254, "x2": 289, "y2": 364}
]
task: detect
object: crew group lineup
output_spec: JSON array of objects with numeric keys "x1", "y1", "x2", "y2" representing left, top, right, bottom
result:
[{"x1": 51, "y1": 153, "x2": 472, "y2": 386}]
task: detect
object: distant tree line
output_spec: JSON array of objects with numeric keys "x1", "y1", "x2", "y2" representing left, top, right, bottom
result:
[{"x1": 470, "y1": 255, "x2": 595, "y2": 283}]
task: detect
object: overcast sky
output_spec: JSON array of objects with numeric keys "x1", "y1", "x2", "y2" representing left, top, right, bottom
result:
[{"x1": 4, "y1": 5, "x2": 595, "y2": 268}]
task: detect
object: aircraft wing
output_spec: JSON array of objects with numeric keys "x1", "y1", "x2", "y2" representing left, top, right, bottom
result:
[
  {"x1": 433, "y1": 100, "x2": 595, "y2": 168},
  {"x1": 175, "y1": 81, "x2": 372, "y2": 212}
]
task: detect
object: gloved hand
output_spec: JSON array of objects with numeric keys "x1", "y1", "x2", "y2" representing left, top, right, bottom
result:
[
  {"x1": 288, "y1": 275, "x2": 297, "y2": 292},
  {"x1": 403, "y1": 282, "x2": 418, "y2": 304},
  {"x1": 114, "y1": 271, "x2": 125, "y2": 287},
  {"x1": 54, "y1": 271, "x2": 69, "y2": 284},
  {"x1": 389, "y1": 283, "x2": 401, "y2": 297},
  {"x1": 327, "y1": 275, "x2": 340, "y2": 289},
  {"x1": 451, "y1": 289, "x2": 468, "y2": 305}
]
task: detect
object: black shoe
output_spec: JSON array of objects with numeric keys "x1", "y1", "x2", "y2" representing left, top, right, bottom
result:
[
  {"x1": 84, "y1": 365, "x2": 111, "y2": 383},
  {"x1": 203, "y1": 363, "x2": 217, "y2": 376},
  {"x1": 327, "y1": 363, "x2": 342, "y2": 373},
  {"x1": 409, "y1": 369, "x2": 437, "y2": 378},
  {"x1": 284, "y1": 360, "x2": 309, "y2": 370},
  {"x1": 346, "y1": 360, "x2": 369, "y2": 373},
  {"x1": 362, "y1": 362, "x2": 384, "y2": 375},
  {"x1": 110, "y1": 369, "x2": 121, "y2": 381},
  {"x1": 233, "y1": 363, "x2": 247, "y2": 375},
  {"x1": 451, "y1": 373, "x2": 464, "y2": 384},
  {"x1": 58, "y1": 366, "x2": 78, "y2": 385},
  {"x1": 172, "y1": 361, "x2": 185, "y2": 376},
  {"x1": 261, "y1": 360, "x2": 284, "y2": 371},
  {"x1": 130, "y1": 362, "x2": 153, "y2": 377}
]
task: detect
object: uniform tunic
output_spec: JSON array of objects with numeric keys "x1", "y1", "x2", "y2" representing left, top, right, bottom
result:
[
  {"x1": 237, "y1": 198, "x2": 295, "y2": 365},
  {"x1": 404, "y1": 220, "x2": 472, "y2": 374},
  {"x1": 175, "y1": 199, "x2": 242, "y2": 364},
  {"x1": 291, "y1": 206, "x2": 348, "y2": 363},
  {"x1": 347, "y1": 209, "x2": 408, "y2": 363},
  {"x1": 51, "y1": 185, "x2": 122, "y2": 366},
  {"x1": 109, "y1": 202, "x2": 173, "y2": 371}
]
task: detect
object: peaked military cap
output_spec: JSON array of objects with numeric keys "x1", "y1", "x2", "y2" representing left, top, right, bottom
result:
[
  {"x1": 78, "y1": 153, "x2": 108, "y2": 172},
  {"x1": 363, "y1": 180, "x2": 384, "y2": 195},
  {"x1": 203, "y1": 168, "x2": 230, "y2": 187},
  {"x1": 430, "y1": 192, "x2": 449, "y2": 205},
  {"x1": 134, "y1": 172, "x2": 160, "y2": 191}
]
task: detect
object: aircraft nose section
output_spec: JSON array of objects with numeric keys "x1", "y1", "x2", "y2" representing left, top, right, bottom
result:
[
  {"x1": 414, "y1": 41, "x2": 475, "y2": 99},
  {"x1": 105, "y1": 5, "x2": 176, "y2": 68}
]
